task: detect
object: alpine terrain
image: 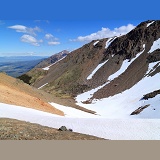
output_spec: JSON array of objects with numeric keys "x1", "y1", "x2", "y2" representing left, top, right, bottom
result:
[
  {"x1": 1, "y1": 20, "x2": 160, "y2": 140},
  {"x1": 20, "y1": 20, "x2": 160, "y2": 119}
]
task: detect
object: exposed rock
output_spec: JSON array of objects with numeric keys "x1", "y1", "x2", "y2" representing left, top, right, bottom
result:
[
  {"x1": 142, "y1": 89, "x2": 160, "y2": 100},
  {"x1": 130, "y1": 105, "x2": 150, "y2": 115},
  {"x1": 58, "y1": 126, "x2": 68, "y2": 131}
]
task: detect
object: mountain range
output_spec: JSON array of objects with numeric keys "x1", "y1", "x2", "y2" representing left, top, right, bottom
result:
[
  {"x1": 1, "y1": 20, "x2": 160, "y2": 140},
  {"x1": 19, "y1": 20, "x2": 160, "y2": 119}
]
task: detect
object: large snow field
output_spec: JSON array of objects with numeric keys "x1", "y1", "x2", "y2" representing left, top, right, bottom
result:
[{"x1": 1, "y1": 102, "x2": 160, "y2": 140}]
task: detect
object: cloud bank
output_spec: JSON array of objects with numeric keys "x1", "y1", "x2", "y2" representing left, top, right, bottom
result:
[{"x1": 71, "y1": 24, "x2": 135, "y2": 42}]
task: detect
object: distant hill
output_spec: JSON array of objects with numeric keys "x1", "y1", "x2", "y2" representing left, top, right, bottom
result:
[{"x1": 0, "y1": 56, "x2": 46, "y2": 77}]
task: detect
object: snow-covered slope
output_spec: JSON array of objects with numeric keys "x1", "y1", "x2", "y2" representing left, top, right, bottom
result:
[
  {"x1": 75, "y1": 37, "x2": 160, "y2": 118},
  {"x1": 76, "y1": 69, "x2": 160, "y2": 118},
  {"x1": 1, "y1": 102, "x2": 160, "y2": 140}
]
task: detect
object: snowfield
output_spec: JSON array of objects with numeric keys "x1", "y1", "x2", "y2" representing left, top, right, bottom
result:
[
  {"x1": 38, "y1": 83, "x2": 48, "y2": 89},
  {"x1": 1, "y1": 102, "x2": 160, "y2": 140}
]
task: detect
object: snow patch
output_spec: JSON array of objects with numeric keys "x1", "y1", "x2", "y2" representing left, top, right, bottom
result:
[
  {"x1": 87, "y1": 60, "x2": 109, "y2": 80},
  {"x1": 145, "y1": 61, "x2": 160, "y2": 75},
  {"x1": 105, "y1": 37, "x2": 117, "y2": 49},
  {"x1": 42, "y1": 56, "x2": 66, "y2": 71},
  {"x1": 93, "y1": 41, "x2": 99, "y2": 46},
  {"x1": 38, "y1": 83, "x2": 48, "y2": 89},
  {"x1": 147, "y1": 21, "x2": 155, "y2": 27},
  {"x1": 42, "y1": 64, "x2": 53, "y2": 71},
  {"x1": 148, "y1": 38, "x2": 160, "y2": 53}
]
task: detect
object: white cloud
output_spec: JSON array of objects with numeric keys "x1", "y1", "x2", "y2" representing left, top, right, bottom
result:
[
  {"x1": 45, "y1": 33, "x2": 60, "y2": 45},
  {"x1": 8, "y1": 25, "x2": 41, "y2": 36},
  {"x1": 21, "y1": 34, "x2": 43, "y2": 46},
  {"x1": 48, "y1": 41, "x2": 60, "y2": 45},
  {"x1": 71, "y1": 24, "x2": 135, "y2": 42},
  {"x1": 45, "y1": 33, "x2": 54, "y2": 39},
  {"x1": 45, "y1": 33, "x2": 58, "y2": 40}
]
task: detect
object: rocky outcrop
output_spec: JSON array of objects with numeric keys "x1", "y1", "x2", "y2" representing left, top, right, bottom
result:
[
  {"x1": 142, "y1": 89, "x2": 160, "y2": 100},
  {"x1": 130, "y1": 105, "x2": 150, "y2": 115}
]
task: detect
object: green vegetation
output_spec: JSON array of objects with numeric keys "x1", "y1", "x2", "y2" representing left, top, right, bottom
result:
[
  {"x1": 18, "y1": 69, "x2": 48, "y2": 85},
  {"x1": 18, "y1": 74, "x2": 32, "y2": 84}
]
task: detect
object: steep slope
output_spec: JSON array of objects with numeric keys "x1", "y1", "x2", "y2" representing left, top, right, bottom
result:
[{"x1": 0, "y1": 73, "x2": 64, "y2": 116}]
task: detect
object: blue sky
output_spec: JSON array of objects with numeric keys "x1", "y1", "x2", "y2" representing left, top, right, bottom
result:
[{"x1": 0, "y1": 20, "x2": 144, "y2": 57}]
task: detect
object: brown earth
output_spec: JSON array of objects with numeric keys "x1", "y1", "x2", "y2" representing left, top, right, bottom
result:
[
  {"x1": 0, "y1": 73, "x2": 64, "y2": 116},
  {"x1": 0, "y1": 72, "x2": 96, "y2": 115},
  {"x1": 0, "y1": 118, "x2": 105, "y2": 140}
]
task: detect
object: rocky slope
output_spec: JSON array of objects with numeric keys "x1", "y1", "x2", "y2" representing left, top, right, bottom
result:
[{"x1": 18, "y1": 20, "x2": 160, "y2": 118}]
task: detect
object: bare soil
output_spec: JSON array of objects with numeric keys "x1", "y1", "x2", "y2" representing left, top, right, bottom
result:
[{"x1": 0, "y1": 73, "x2": 64, "y2": 116}]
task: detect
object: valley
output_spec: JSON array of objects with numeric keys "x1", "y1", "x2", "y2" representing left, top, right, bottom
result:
[{"x1": 0, "y1": 20, "x2": 160, "y2": 140}]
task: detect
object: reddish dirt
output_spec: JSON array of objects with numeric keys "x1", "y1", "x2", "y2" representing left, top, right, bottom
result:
[{"x1": 0, "y1": 73, "x2": 64, "y2": 116}]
